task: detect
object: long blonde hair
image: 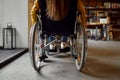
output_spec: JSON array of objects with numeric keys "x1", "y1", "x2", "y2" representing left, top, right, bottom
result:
[{"x1": 46, "y1": 0, "x2": 71, "y2": 21}]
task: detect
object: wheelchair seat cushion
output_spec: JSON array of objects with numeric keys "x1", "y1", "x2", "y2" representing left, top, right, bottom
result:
[{"x1": 39, "y1": 0, "x2": 77, "y2": 35}]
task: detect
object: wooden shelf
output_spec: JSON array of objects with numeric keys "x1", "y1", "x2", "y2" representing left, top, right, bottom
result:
[
  {"x1": 86, "y1": 7, "x2": 120, "y2": 11},
  {"x1": 86, "y1": 23, "x2": 104, "y2": 29}
]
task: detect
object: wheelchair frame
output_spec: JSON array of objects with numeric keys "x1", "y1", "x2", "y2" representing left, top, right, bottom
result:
[{"x1": 29, "y1": 14, "x2": 87, "y2": 72}]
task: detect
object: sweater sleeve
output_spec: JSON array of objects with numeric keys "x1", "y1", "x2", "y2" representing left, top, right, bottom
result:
[{"x1": 30, "y1": 0, "x2": 40, "y2": 25}]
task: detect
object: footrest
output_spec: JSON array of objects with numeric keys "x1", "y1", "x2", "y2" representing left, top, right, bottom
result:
[
  {"x1": 48, "y1": 49, "x2": 57, "y2": 52},
  {"x1": 60, "y1": 47, "x2": 70, "y2": 52},
  {"x1": 48, "y1": 47, "x2": 70, "y2": 52}
]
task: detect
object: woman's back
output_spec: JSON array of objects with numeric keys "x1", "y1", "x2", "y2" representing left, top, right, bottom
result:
[{"x1": 39, "y1": 0, "x2": 77, "y2": 34}]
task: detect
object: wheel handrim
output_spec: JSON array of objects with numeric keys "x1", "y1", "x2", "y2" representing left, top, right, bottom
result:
[
  {"x1": 72, "y1": 24, "x2": 85, "y2": 71},
  {"x1": 33, "y1": 25, "x2": 43, "y2": 69}
]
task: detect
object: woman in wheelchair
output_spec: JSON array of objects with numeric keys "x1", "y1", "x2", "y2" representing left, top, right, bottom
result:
[
  {"x1": 31, "y1": 0, "x2": 86, "y2": 50},
  {"x1": 30, "y1": 0, "x2": 87, "y2": 71}
]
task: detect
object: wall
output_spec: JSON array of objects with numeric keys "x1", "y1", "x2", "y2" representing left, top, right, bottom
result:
[
  {"x1": 0, "y1": 0, "x2": 28, "y2": 48},
  {"x1": 0, "y1": 0, "x2": 4, "y2": 46}
]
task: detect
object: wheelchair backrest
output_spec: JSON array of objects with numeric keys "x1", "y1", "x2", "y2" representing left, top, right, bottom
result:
[{"x1": 38, "y1": 0, "x2": 77, "y2": 35}]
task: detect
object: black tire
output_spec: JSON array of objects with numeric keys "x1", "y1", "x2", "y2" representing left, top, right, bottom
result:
[
  {"x1": 71, "y1": 23, "x2": 87, "y2": 71},
  {"x1": 29, "y1": 22, "x2": 43, "y2": 71}
]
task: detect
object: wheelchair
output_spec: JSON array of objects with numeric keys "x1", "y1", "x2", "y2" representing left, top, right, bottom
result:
[{"x1": 29, "y1": 12, "x2": 87, "y2": 72}]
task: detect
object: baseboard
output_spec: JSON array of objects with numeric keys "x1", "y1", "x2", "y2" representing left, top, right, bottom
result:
[
  {"x1": 0, "y1": 46, "x2": 3, "y2": 49},
  {"x1": 0, "y1": 48, "x2": 28, "y2": 69}
]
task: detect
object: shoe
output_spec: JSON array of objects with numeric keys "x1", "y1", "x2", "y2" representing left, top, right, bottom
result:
[
  {"x1": 60, "y1": 42, "x2": 68, "y2": 49},
  {"x1": 60, "y1": 42, "x2": 70, "y2": 52},
  {"x1": 49, "y1": 43, "x2": 56, "y2": 50},
  {"x1": 48, "y1": 35, "x2": 56, "y2": 50}
]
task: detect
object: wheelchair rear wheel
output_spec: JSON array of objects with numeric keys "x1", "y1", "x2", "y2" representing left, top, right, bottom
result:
[
  {"x1": 71, "y1": 23, "x2": 87, "y2": 71},
  {"x1": 29, "y1": 22, "x2": 44, "y2": 71}
]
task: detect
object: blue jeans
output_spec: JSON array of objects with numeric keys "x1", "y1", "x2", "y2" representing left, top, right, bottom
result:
[
  {"x1": 48, "y1": 35, "x2": 67, "y2": 42},
  {"x1": 61, "y1": 35, "x2": 67, "y2": 42}
]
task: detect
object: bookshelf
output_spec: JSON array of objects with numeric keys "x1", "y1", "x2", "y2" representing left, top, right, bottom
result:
[{"x1": 84, "y1": 0, "x2": 120, "y2": 40}]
